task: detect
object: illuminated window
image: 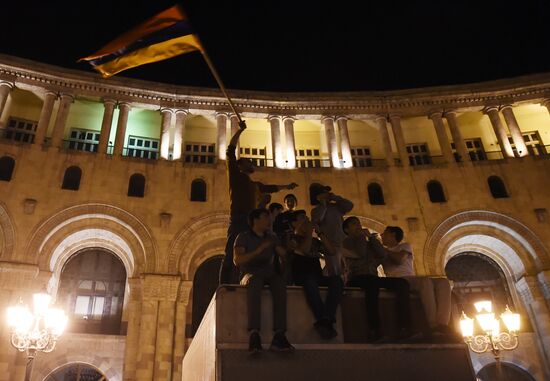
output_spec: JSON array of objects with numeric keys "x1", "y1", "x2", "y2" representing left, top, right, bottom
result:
[
  {"x1": 406, "y1": 143, "x2": 431, "y2": 166},
  {"x1": 351, "y1": 147, "x2": 372, "y2": 167},
  {"x1": 508, "y1": 131, "x2": 547, "y2": 156},
  {"x1": 128, "y1": 173, "x2": 145, "y2": 197},
  {"x1": 67, "y1": 128, "x2": 100, "y2": 152},
  {"x1": 4, "y1": 117, "x2": 37, "y2": 144},
  {"x1": 61, "y1": 166, "x2": 82, "y2": 191},
  {"x1": 57, "y1": 249, "x2": 126, "y2": 335},
  {"x1": 427, "y1": 180, "x2": 446, "y2": 203},
  {"x1": 126, "y1": 135, "x2": 159, "y2": 160},
  {"x1": 240, "y1": 146, "x2": 267, "y2": 167},
  {"x1": 45, "y1": 363, "x2": 106, "y2": 381},
  {"x1": 0, "y1": 156, "x2": 15, "y2": 181},
  {"x1": 296, "y1": 148, "x2": 328, "y2": 168},
  {"x1": 184, "y1": 142, "x2": 216, "y2": 164},
  {"x1": 367, "y1": 183, "x2": 385, "y2": 205},
  {"x1": 190, "y1": 179, "x2": 207, "y2": 202},
  {"x1": 451, "y1": 138, "x2": 486, "y2": 162}
]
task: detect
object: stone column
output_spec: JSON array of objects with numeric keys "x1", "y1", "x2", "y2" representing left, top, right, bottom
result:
[
  {"x1": 50, "y1": 93, "x2": 74, "y2": 148},
  {"x1": 484, "y1": 106, "x2": 514, "y2": 158},
  {"x1": 230, "y1": 114, "x2": 240, "y2": 159},
  {"x1": 98, "y1": 99, "x2": 116, "y2": 154},
  {"x1": 123, "y1": 278, "x2": 142, "y2": 381},
  {"x1": 429, "y1": 112, "x2": 455, "y2": 164},
  {"x1": 541, "y1": 99, "x2": 550, "y2": 117},
  {"x1": 171, "y1": 280, "x2": 192, "y2": 381},
  {"x1": 215, "y1": 112, "x2": 228, "y2": 160},
  {"x1": 444, "y1": 111, "x2": 471, "y2": 163},
  {"x1": 173, "y1": 110, "x2": 188, "y2": 161},
  {"x1": 322, "y1": 116, "x2": 340, "y2": 168},
  {"x1": 0, "y1": 81, "x2": 13, "y2": 118},
  {"x1": 159, "y1": 109, "x2": 173, "y2": 160},
  {"x1": 388, "y1": 115, "x2": 409, "y2": 167},
  {"x1": 114, "y1": 102, "x2": 131, "y2": 156},
  {"x1": 34, "y1": 91, "x2": 57, "y2": 146},
  {"x1": 375, "y1": 115, "x2": 394, "y2": 167},
  {"x1": 501, "y1": 105, "x2": 528, "y2": 157},
  {"x1": 269, "y1": 115, "x2": 283, "y2": 168},
  {"x1": 337, "y1": 116, "x2": 353, "y2": 168},
  {"x1": 283, "y1": 116, "x2": 297, "y2": 169}
]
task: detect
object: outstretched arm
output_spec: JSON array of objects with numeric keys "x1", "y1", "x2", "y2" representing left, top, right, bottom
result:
[
  {"x1": 258, "y1": 182, "x2": 298, "y2": 194},
  {"x1": 228, "y1": 126, "x2": 245, "y2": 149}
]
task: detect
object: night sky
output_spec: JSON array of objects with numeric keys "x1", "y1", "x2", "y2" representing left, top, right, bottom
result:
[{"x1": 1, "y1": 0, "x2": 550, "y2": 92}]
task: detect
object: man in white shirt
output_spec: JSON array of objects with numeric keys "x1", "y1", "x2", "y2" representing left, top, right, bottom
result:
[{"x1": 381, "y1": 226, "x2": 452, "y2": 335}]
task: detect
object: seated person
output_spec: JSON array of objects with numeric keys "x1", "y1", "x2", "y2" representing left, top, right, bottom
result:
[
  {"x1": 381, "y1": 226, "x2": 452, "y2": 335},
  {"x1": 234, "y1": 208, "x2": 294, "y2": 353},
  {"x1": 288, "y1": 210, "x2": 343, "y2": 339},
  {"x1": 342, "y1": 217, "x2": 412, "y2": 341}
]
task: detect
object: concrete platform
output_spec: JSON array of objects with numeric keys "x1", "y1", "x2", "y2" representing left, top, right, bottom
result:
[{"x1": 182, "y1": 286, "x2": 476, "y2": 381}]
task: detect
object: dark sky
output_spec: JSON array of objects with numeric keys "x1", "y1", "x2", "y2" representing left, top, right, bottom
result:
[{"x1": 1, "y1": 0, "x2": 550, "y2": 92}]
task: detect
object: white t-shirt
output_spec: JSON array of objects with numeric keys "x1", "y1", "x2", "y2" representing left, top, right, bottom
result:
[{"x1": 383, "y1": 242, "x2": 415, "y2": 277}]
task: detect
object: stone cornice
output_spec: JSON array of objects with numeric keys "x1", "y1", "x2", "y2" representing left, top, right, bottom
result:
[{"x1": 2, "y1": 54, "x2": 550, "y2": 117}]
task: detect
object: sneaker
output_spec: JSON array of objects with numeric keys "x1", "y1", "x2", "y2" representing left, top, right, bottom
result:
[
  {"x1": 248, "y1": 331, "x2": 262, "y2": 354},
  {"x1": 269, "y1": 332, "x2": 295, "y2": 352},
  {"x1": 314, "y1": 319, "x2": 336, "y2": 340}
]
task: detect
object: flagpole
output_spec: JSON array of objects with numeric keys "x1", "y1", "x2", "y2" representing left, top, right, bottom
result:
[{"x1": 199, "y1": 48, "x2": 243, "y2": 124}]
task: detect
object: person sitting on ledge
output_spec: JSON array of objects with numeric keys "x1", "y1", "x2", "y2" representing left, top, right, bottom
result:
[
  {"x1": 381, "y1": 226, "x2": 453, "y2": 337},
  {"x1": 342, "y1": 217, "x2": 413, "y2": 342},
  {"x1": 288, "y1": 210, "x2": 342, "y2": 339},
  {"x1": 219, "y1": 120, "x2": 297, "y2": 285},
  {"x1": 234, "y1": 208, "x2": 294, "y2": 354}
]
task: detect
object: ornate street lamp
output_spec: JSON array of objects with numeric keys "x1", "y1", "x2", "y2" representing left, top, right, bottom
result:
[
  {"x1": 7, "y1": 293, "x2": 68, "y2": 381},
  {"x1": 460, "y1": 300, "x2": 520, "y2": 379}
]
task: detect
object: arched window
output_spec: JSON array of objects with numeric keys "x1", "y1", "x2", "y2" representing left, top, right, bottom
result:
[
  {"x1": 488, "y1": 175, "x2": 509, "y2": 198},
  {"x1": 190, "y1": 179, "x2": 207, "y2": 202},
  {"x1": 191, "y1": 255, "x2": 224, "y2": 336},
  {"x1": 57, "y1": 249, "x2": 127, "y2": 335},
  {"x1": 367, "y1": 183, "x2": 385, "y2": 205},
  {"x1": 0, "y1": 156, "x2": 15, "y2": 182},
  {"x1": 445, "y1": 252, "x2": 513, "y2": 315},
  {"x1": 427, "y1": 180, "x2": 446, "y2": 203},
  {"x1": 127, "y1": 173, "x2": 145, "y2": 197},
  {"x1": 45, "y1": 363, "x2": 106, "y2": 381},
  {"x1": 477, "y1": 362, "x2": 536, "y2": 381},
  {"x1": 61, "y1": 166, "x2": 82, "y2": 191}
]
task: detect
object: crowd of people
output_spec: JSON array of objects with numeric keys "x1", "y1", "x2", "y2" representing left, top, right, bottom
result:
[{"x1": 221, "y1": 122, "x2": 453, "y2": 354}]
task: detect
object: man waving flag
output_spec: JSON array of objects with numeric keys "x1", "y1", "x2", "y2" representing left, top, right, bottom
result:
[{"x1": 79, "y1": 5, "x2": 202, "y2": 78}]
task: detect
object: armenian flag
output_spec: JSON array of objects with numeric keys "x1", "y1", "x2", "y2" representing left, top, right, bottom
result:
[{"x1": 79, "y1": 5, "x2": 202, "y2": 78}]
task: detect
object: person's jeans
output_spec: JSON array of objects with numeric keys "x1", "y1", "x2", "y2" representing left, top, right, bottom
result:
[
  {"x1": 219, "y1": 213, "x2": 248, "y2": 284},
  {"x1": 296, "y1": 273, "x2": 343, "y2": 323},
  {"x1": 348, "y1": 274, "x2": 411, "y2": 334},
  {"x1": 241, "y1": 268, "x2": 287, "y2": 332},
  {"x1": 404, "y1": 276, "x2": 451, "y2": 328}
]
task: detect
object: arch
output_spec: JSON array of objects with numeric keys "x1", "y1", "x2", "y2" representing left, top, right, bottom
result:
[
  {"x1": 477, "y1": 362, "x2": 537, "y2": 381},
  {"x1": 43, "y1": 362, "x2": 106, "y2": 381},
  {"x1": 423, "y1": 210, "x2": 549, "y2": 276},
  {"x1": 127, "y1": 173, "x2": 145, "y2": 197},
  {"x1": 0, "y1": 201, "x2": 16, "y2": 260},
  {"x1": 168, "y1": 211, "x2": 229, "y2": 277},
  {"x1": 25, "y1": 203, "x2": 157, "y2": 276},
  {"x1": 367, "y1": 182, "x2": 385, "y2": 205},
  {"x1": 191, "y1": 255, "x2": 224, "y2": 335},
  {"x1": 0, "y1": 155, "x2": 15, "y2": 181},
  {"x1": 61, "y1": 166, "x2": 82, "y2": 191},
  {"x1": 190, "y1": 178, "x2": 207, "y2": 202},
  {"x1": 351, "y1": 215, "x2": 387, "y2": 234},
  {"x1": 488, "y1": 175, "x2": 509, "y2": 198},
  {"x1": 426, "y1": 180, "x2": 446, "y2": 203}
]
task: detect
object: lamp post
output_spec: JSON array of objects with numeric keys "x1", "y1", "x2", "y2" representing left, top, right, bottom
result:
[
  {"x1": 6, "y1": 293, "x2": 68, "y2": 381},
  {"x1": 460, "y1": 300, "x2": 520, "y2": 380}
]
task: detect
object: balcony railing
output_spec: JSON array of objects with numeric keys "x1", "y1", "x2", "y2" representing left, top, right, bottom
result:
[
  {"x1": 123, "y1": 147, "x2": 158, "y2": 160},
  {"x1": 61, "y1": 140, "x2": 99, "y2": 153}
]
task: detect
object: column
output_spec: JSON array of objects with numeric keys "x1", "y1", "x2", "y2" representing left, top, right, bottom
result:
[
  {"x1": 337, "y1": 116, "x2": 353, "y2": 168},
  {"x1": 322, "y1": 116, "x2": 340, "y2": 168},
  {"x1": 444, "y1": 111, "x2": 471, "y2": 163},
  {"x1": 97, "y1": 99, "x2": 116, "y2": 154},
  {"x1": 0, "y1": 82, "x2": 13, "y2": 118},
  {"x1": 171, "y1": 281, "x2": 192, "y2": 381},
  {"x1": 230, "y1": 114, "x2": 240, "y2": 159},
  {"x1": 215, "y1": 112, "x2": 228, "y2": 160},
  {"x1": 269, "y1": 115, "x2": 283, "y2": 168},
  {"x1": 34, "y1": 91, "x2": 57, "y2": 146},
  {"x1": 541, "y1": 99, "x2": 550, "y2": 117},
  {"x1": 484, "y1": 106, "x2": 514, "y2": 158},
  {"x1": 388, "y1": 115, "x2": 409, "y2": 167},
  {"x1": 173, "y1": 110, "x2": 188, "y2": 160},
  {"x1": 501, "y1": 105, "x2": 528, "y2": 157},
  {"x1": 283, "y1": 116, "x2": 296, "y2": 169},
  {"x1": 50, "y1": 93, "x2": 74, "y2": 148},
  {"x1": 123, "y1": 278, "x2": 142, "y2": 381},
  {"x1": 114, "y1": 102, "x2": 131, "y2": 156},
  {"x1": 375, "y1": 115, "x2": 394, "y2": 167},
  {"x1": 159, "y1": 108, "x2": 173, "y2": 159},
  {"x1": 429, "y1": 112, "x2": 455, "y2": 164}
]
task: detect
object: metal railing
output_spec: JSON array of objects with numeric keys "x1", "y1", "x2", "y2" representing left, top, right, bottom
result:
[
  {"x1": 123, "y1": 147, "x2": 159, "y2": 160},
  {"x1": 61, "y1": 140, "x2": 99, "y2": 153}
]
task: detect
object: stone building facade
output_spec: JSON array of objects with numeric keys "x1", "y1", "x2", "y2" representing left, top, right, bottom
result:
[{"x1": 0, "y1": 54, "x2": 549, "y2": 380}]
